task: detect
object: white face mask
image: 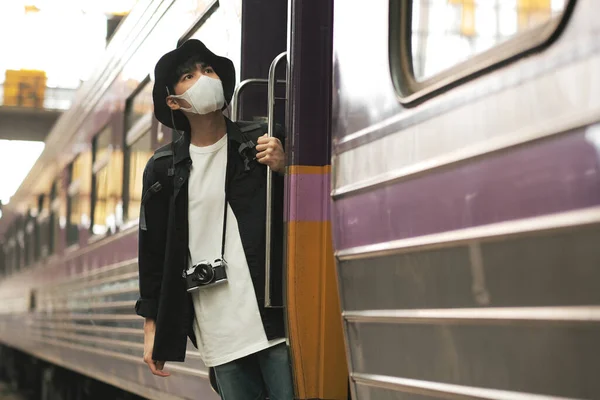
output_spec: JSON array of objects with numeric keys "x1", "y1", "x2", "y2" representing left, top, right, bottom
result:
[{"x1": 170, "y1": 74, "x2": 225, "y2": 115}]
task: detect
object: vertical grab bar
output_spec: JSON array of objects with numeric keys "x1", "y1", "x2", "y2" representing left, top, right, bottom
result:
[{"x1": 265, "y1": 51, "x2": 287, "y2": 308}]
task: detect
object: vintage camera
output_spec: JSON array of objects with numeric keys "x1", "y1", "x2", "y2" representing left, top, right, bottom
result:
[{"x1": 185, "y1": 259, "x2": 228, "y2": 292}]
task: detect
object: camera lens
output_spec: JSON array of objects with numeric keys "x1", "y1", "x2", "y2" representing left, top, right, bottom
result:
[{"x1": 195, "y1": 263, "x2": 215, "y2": 285}]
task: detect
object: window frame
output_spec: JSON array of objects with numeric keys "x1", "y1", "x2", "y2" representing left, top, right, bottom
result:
[{"x1": 389, "y1": 0, "x2": 577, "y2": 105}]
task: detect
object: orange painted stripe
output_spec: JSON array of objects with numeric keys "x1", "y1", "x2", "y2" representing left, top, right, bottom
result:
[{"x1": 287, "y1": 220, "x2": 348, "y2": 400}]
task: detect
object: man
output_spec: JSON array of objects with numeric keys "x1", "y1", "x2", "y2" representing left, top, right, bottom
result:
[{"x1": 135, "y1": 39, "x2": 294, "y2": 400}]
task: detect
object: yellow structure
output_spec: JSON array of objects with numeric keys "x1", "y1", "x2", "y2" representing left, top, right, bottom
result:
[
  {"x1": 517, "y1": 0, "x2": 552, "y2": 30},
  {"x1": 3, "y1": 70, "x2": 47, "y2": 108},
  {"x1": 448, "y1": 0, "x2": 476, "y2": 37},
  {"x1": 449, "y1": 0, "x2": 552, "y2": 37}
]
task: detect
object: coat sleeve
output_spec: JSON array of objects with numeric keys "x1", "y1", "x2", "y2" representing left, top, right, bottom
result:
[{"x1": 135, "y1": 158, "x2": 169, "y2": 320}]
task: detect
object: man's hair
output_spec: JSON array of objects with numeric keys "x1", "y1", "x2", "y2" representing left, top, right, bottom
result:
[{"x1": 166, "y1": 54, "x2": 208, "y2": 94}]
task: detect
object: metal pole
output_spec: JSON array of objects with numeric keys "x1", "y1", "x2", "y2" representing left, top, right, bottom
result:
[{"x1": 265, "y1": 51, "x2": 287, "y2": 308}]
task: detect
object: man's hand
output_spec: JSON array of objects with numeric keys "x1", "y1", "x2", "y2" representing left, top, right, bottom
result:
[
  {"x1": 256, "y1": 134, "x2": 285, "y2": 174},
  {"x1": 143, "y1": 319, "x2": 170, "y2": 377}
]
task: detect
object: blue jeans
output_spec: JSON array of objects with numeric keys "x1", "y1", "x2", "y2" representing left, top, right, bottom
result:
[{"x1": 213, "y1": 342, "x2": 294, "y2": 400}]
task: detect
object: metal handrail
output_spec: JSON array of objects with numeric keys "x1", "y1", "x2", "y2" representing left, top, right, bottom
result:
[
  {"x1": 265, "y1": 52, "x2": 287, "y2": 308},
  {"x1": 230, "y1": 78, "x2": 285, "y2": 122},
  {"x1": 230, "y1": 78, "x2": 268, "y2": 121}
]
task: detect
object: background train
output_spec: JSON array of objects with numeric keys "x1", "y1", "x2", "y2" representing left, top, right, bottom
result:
[{"x1": 1, "y1": 0, "x2": 600, "y2": 399}]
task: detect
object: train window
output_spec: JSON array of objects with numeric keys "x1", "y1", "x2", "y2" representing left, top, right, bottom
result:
[
  {"x1": 123, "y1": 79, "x2": 160, "y2": 225},
  {"x1": 66, "y1": 152, "x2": 92, "y2": 247},
  {"x1": 24, "y1": 210, "x2": 38, "y2": 266},
  {"x1": 8, "y1": 240, "x2": 15, "y2": 274},
  {"x1": 91, "y1": 125, "x2": 123, "y2": 236},
  {"x1": 37, "y1": 194, "x2": 48, "y2": 259},
  {"x1": 14, "y1": 219, "x2": 24, "y2": 270},
  {"x1": 126, "y1": 80, "x2": 153, "y2": 132},
  {"x1": 23, "y1": 213, "x2": 31, "y2": 267},
  {"x1": 48, "y1": 182, "x2": 58, "y2": 256},
  {"x1": 391, "y1": 0, "x2": 572, "y2": 102},
  {"x1": 10, "y1": 225, "x2": 19, "y2": 273},
  {"x1": 33, "y1": 195, "x2": 45, "y2": 261},
  {"x1": 124, "y1": 128, "x2": 153, "y2": 223},
  {"x1": 4, "y1": 230, "x2": 14, "y2": 275}
]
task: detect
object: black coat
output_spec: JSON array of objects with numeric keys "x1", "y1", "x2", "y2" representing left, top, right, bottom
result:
[{"x1": 135, "y1": 118, "x2": 285, "y2": 362}]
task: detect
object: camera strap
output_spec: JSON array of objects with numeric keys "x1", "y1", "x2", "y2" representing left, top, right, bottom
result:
[
  {"x1": 167, "y1": 104, "x2": 229, "y2": 273},
  {"x1": 186, "y1": 192, "x2": 228, "y2": 269},
  {"x1": 220, "y1": 191, "x2": 228, "y2": 258}
]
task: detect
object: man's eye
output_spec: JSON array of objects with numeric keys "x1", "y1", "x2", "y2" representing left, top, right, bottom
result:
[
  {"x1": 205, "y1": 68, "x2": 214, "y2": 74},
  {"x1": 184, "y1": 74, "x2": 193, "y2": 80}
]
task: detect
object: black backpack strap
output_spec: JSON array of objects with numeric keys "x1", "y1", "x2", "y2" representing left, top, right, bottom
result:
[
  {"x1": 139, "y1": 144, "x2": 174, "y2": 231},
  {"x1": 152, "y1": 143, "x2": 176, "y2": 177},
  {"x1": 235, "y1": 121, "x2": 269, "y2": 171},
  {"x1": 239, "y1": 123, "x2": 262, "y2": 133},
  {"x1": 152, "y1": 149, "x2": 173, "y2": 161},
  {"x1": 139, "y1": 181, "x2": 163, "y2": 231}
]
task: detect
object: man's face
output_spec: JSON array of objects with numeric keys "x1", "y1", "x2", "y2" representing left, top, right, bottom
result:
[{"x1": 167, "y1": 63, "x2": 221, "y2": 110}]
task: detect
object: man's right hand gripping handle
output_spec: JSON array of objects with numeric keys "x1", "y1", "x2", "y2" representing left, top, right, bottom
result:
[{"x1": 143, "y1": 318, "x2": 170, "y2": 377}]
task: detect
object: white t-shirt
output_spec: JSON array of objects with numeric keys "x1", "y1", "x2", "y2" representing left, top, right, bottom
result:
[{"x1": 187, "y1": 134, "x2": 284, "y2": 367}]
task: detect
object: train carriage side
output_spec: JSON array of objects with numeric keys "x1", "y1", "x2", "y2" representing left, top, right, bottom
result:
[
  {"x1": 0, "y1": 1, "x2": 240, "y2": 398},
  {"x1": 0, "y1": 0, "x2": 296, "y2": 399},
  {"x1": 0, "y1": 0, "x2": 353, "y2": 399},
  {"x1": 331, "y1": 0, "x2": 600, "y2": 399}
]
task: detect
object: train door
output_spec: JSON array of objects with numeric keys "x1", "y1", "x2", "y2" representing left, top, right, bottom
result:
[
  {"x1": 231, "y1": 1, "x2": 348, "y2": 398},
  {"x1": 331, "y1": 0, "x2": 600, "y2": 399}
]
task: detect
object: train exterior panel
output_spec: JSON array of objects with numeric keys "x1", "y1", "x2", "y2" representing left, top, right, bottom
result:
[{"x1": 331, "y1": 0, "x2": 600, "y2": 398}]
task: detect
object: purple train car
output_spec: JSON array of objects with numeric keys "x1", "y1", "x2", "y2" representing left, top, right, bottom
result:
[
  {"x1": 332, "y1": 0, "x2": 600, "y2": 399},
  {"x1": 0, "y1": 0, "x2": 599, "y2": 399}
]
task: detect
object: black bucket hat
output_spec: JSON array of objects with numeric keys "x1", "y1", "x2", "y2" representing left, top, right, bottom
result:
[{"x1": 152, "y1": 39, "x2": 236, "y2": 132}]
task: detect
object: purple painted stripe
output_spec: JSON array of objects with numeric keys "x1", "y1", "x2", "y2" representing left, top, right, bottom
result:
[
  {"x1": 286, "y1": 173, "x2": 331, "y2": 222},
  {"x1": 333, "y1": 126, "x2": 600, "y2": 250}
]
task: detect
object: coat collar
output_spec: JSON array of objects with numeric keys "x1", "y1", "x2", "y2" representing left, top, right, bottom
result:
[{"x1": 172, "y1": 116, "x2": 246, "y2": 166}]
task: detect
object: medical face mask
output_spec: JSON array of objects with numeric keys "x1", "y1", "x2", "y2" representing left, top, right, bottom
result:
[{"x1": 170, "y1": 74, "x2": 225, "y2": 115}]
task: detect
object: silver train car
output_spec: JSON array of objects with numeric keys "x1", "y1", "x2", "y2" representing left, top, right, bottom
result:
[
  {"x1": 1, "y1": 0, "x2": 599, "y2": 399},
  {"x1": 332, "y1": 0, "x2": 600, "y2": 399}
]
